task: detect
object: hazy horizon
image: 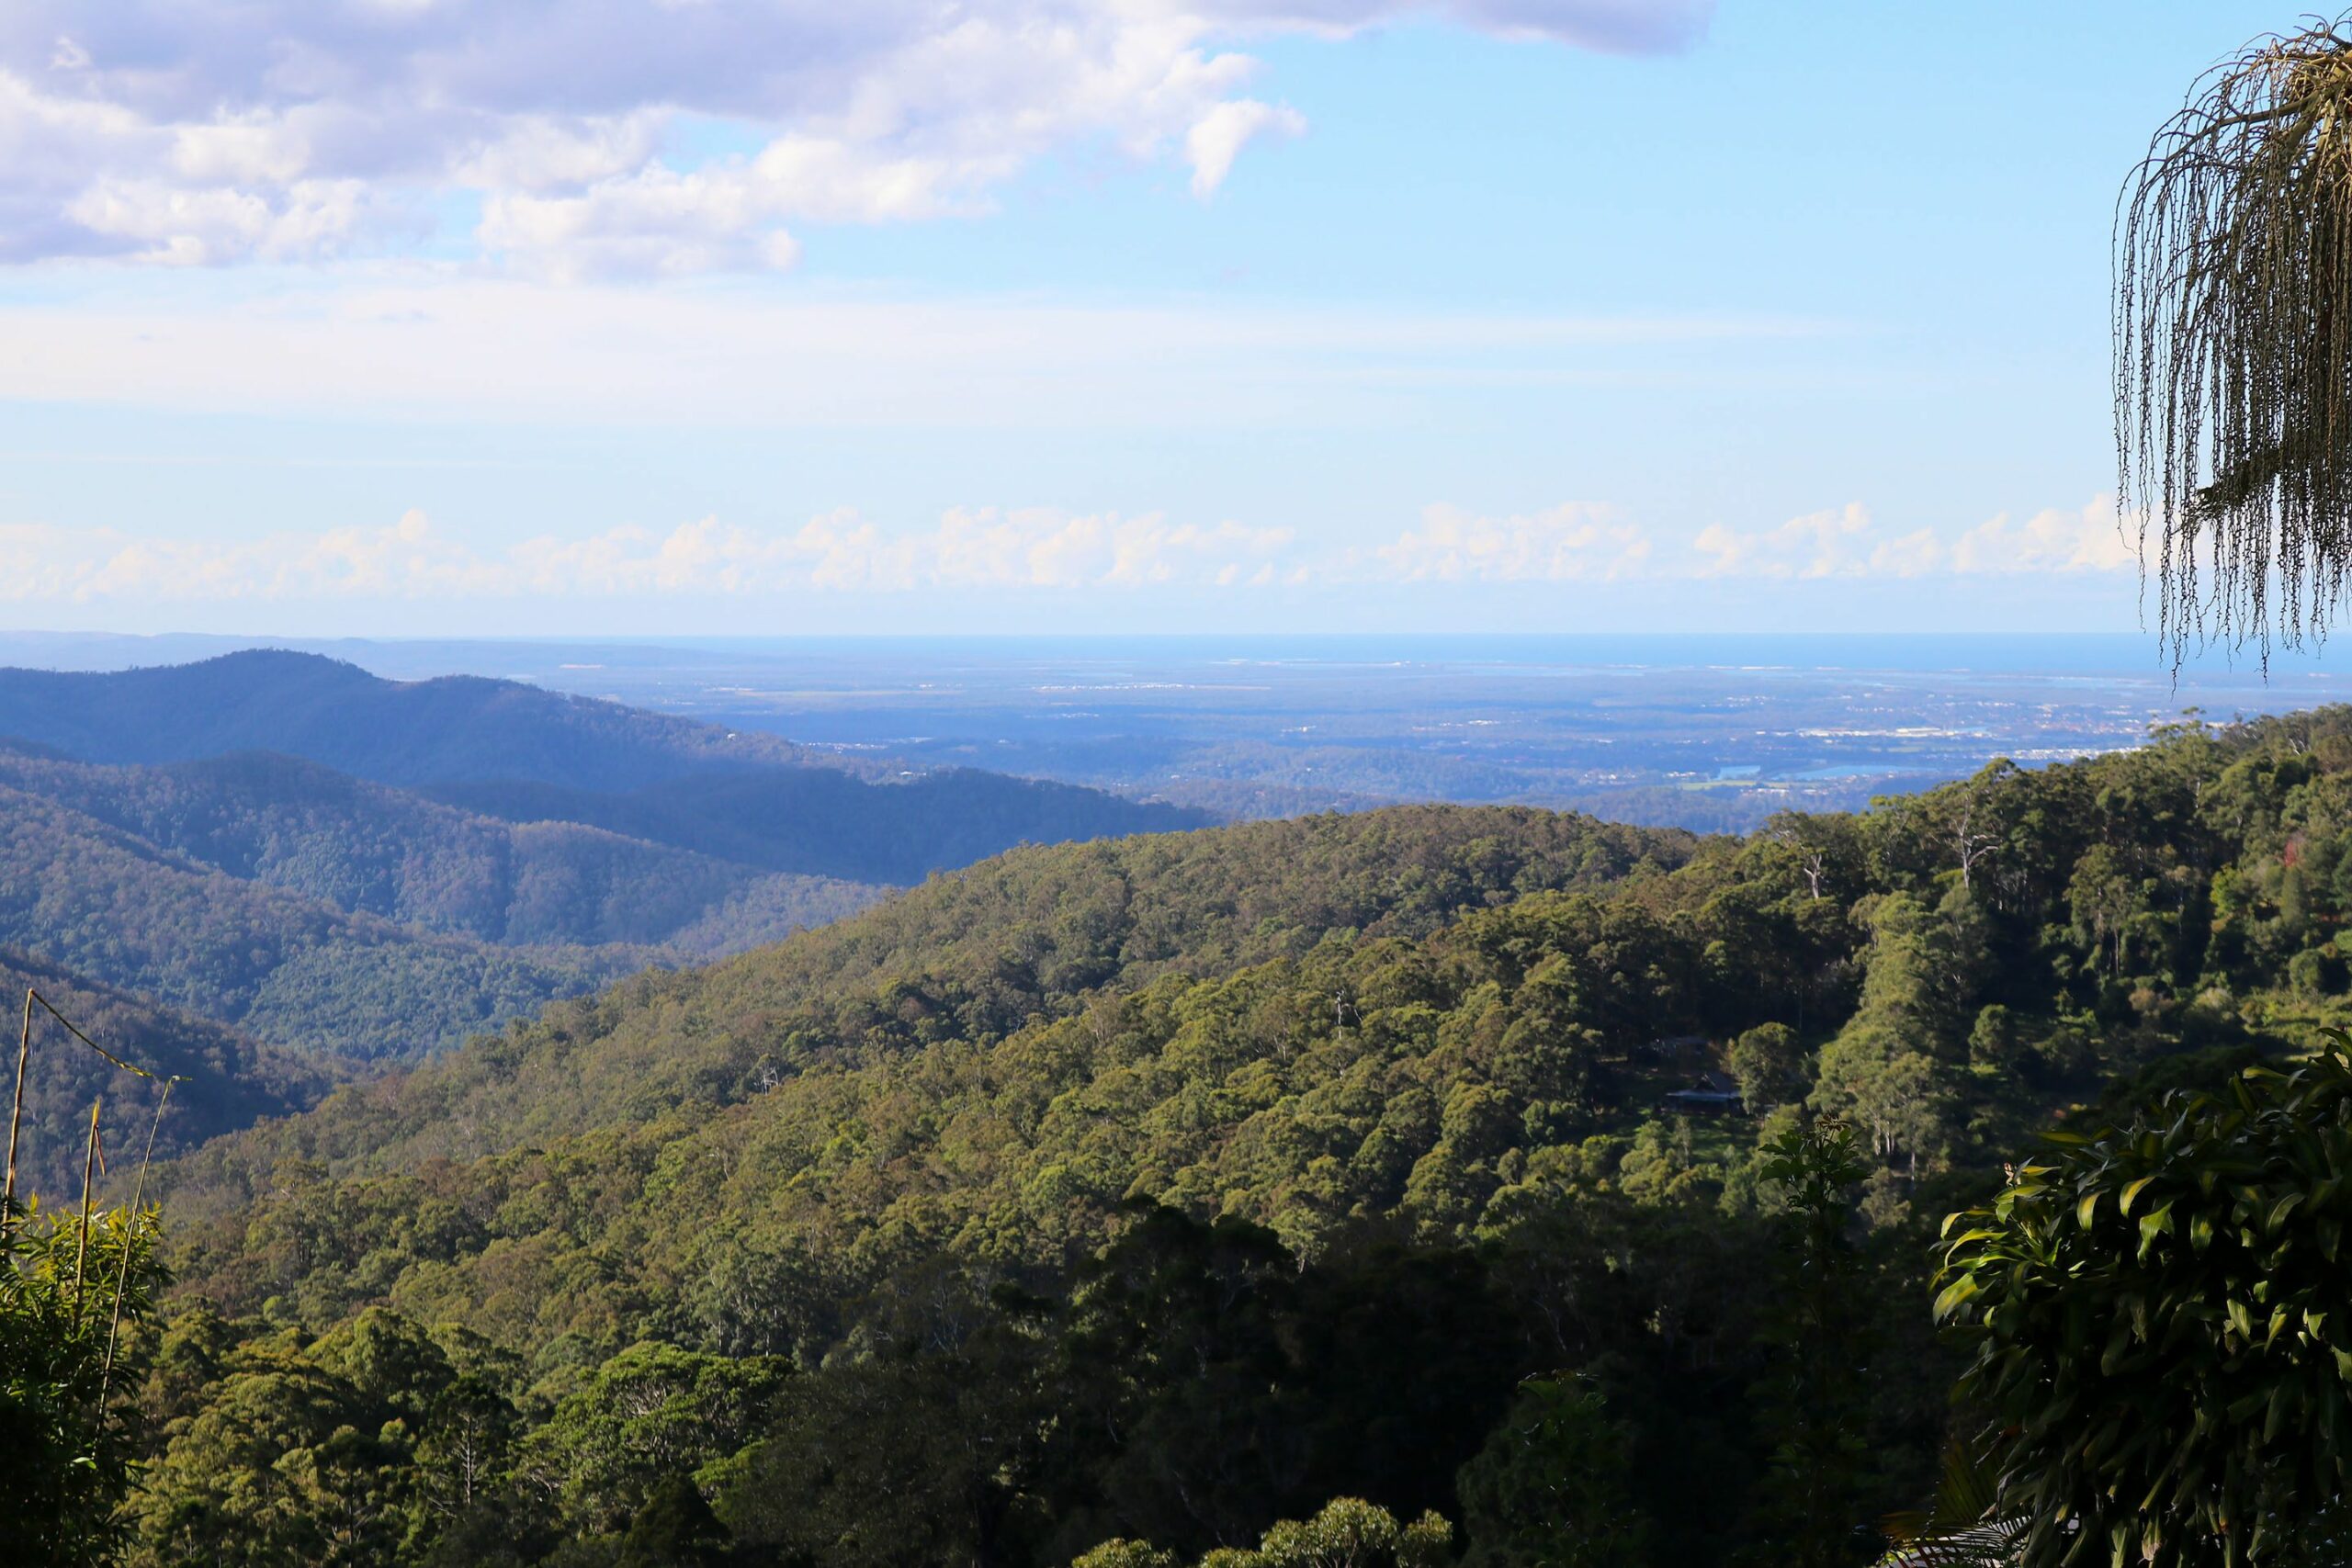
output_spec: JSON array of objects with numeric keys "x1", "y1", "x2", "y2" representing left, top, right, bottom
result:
[{"x1": 7, "y1": 627, "x2": 2339, "y2": 840}]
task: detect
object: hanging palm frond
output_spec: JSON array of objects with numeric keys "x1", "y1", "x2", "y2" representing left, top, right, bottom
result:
[
  {"x1": 2119, "y1": 14, "x2": 2352, "y2": 665},
  {"x1": 1875, "y1": 1438, "x2": 2028, "y2": 1568}
]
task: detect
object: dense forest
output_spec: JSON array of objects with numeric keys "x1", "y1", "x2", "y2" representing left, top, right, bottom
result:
[
  {"x1": 0, "y1": 775, "x2": 643, "y2": 1060},
  {"x1": 17, "y1": 708, "x2": 2331, "y2": 1565},
  {"x1": 0, "y1": 744, "x2": 880, "y2": 953}
]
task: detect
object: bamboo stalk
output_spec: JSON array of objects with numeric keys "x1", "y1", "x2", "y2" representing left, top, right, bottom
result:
[
  {"x1": 2, "y1": 987, "x2": 32, "y2": 1225},
  {"x1": 73, "y1": 1095, "x2": 100, "y2": 1315}
]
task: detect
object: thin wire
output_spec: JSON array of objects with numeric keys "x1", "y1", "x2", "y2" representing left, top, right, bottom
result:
[
  {"x1": 29, "y1": 989, "x2": 175, "y2": 1081},
  {"x1": 100, "y1": 1077, "x2": 174, "y2": 1399},
  {"x1": 2, "y1": 985, "x2": 188, "y2": 1241},
  {"x1": 0, "y1": 984, "x2": 198, "y2": 1398}
]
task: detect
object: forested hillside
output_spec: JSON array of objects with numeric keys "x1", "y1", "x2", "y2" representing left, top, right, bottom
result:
[
  {"x1": 424, "y1": 765, "x2": 1219, "y2": 887},
  {"x1": 0, "y1": 950, "x2": 332, "y2": 1202},
  {"x1": 110, "y1": 710, "x2": 2352, "y2": 1565},
  {"x1": 0, "y1": 745, "x2": 878, "y2": 953},
  {"x1": 0, "y1": 778, "x2": 649, "y2": 1060},
  {"x1": 164, "y1": 805, "x2": 1684, "y2": 1186}
]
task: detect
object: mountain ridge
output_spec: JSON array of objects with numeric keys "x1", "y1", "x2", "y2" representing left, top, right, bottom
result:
[
  {"x1": 0, "y1": 745, "x2": 882, "y2": 953},
  {"x1": 0, "y1": 649, "x2": 833, "y2": 789},
  {"x1": 0, "y1": 650, "x2": 1210, "y2": 886}
]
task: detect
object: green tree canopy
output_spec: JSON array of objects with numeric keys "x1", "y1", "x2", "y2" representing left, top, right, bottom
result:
[{"x1": 1453, "y1": 1376, "x2": 1649, "y2": 1568}]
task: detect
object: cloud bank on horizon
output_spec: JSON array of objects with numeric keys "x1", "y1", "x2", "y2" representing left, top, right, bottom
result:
[
  {"x1": 0, "y1": 0, "x2": 1711, "y2": 276},
  {"x1": 0, "y1": 496, "x2": 2135, "y2": 605}
]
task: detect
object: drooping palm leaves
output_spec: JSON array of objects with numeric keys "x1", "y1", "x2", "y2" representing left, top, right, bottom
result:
[
  {"x1": 1876, "y1": 1442, "x2": 2026, "y2": 1568},
  {"x1": 2119, "y1": 15, "x2": 2352, "y2": 663}
]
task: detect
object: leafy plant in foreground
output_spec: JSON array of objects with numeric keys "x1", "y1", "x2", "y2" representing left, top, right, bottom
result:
[
  {"x1": 0, "y1": 1200, "x2": 166, "y2": 1566},
  {"x1": 1935, "y1": 1039, "x2": 2352, "y2": 1564}
]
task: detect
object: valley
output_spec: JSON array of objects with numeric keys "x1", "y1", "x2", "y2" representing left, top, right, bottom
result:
[
  {"x1": 9, "y1": 653, "x2": 2344, "y2": 1564},
  {"x1": 0, "y1": 651, "x2": 1204, "y2": 1203}
]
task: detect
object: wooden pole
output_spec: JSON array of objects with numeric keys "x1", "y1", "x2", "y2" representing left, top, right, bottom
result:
[
  {"x1": 73, "y1": 1095, "x2": 100, "y2": 1315},
  {"x1": 2, "y1": 987, "x2": 32, "y2": 1225},
  {"x1": 102, "y1": 1078, "x2": 173, "y2": 1395}
]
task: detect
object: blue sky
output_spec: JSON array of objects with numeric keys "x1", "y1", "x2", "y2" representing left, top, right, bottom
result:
[{"x1": 0, "y1": 1, "x2": 2303, "y2": 637}]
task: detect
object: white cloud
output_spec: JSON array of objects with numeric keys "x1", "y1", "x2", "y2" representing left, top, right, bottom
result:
[
  {"x1": 67, "y1": 176, "x2": 373, "y2": 266},
  {"x1": 476, "y1": 167, "x2": 796, "y2": 281},
  {"x1": 0, "y1": 1, "x2": 1712, "y2": 274},
  {"x1": 0, "y1": 506, "x2": 1303, "y2": 603},
  {"x1": 1689, "y1": 498, "x2": 2144, "y2": 582},
  {"x1": 1692, "y1": 502, "x2": 1939, "y2": 580},
  {"x1": 1366, "y1": 501, "x2": 1650, "y2": 581},
  {"x1": 449, "y1": 113, "x2": 666, "y2": 194},
  {"x1": 1186, "y1": 99, "x2": 1306, "y2": 197},
  {"x1": 0, "y1": 489, "x2": 2147, "y2": 605},
  {"x1": 0, "y1": 509, "x2": 508, "y2": 602},
  {"x1": 1948, "y1": 496, "x2": 2143, "y2": 575}
]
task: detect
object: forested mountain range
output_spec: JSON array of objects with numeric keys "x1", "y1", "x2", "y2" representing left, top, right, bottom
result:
[
  {"x1": 0, "y1": 744, "x2": 877, "y2": 954},
  {"x1": 0, "y1": 650, "x2": 1205, "y2": 886},
  {"x1": 113, "y1": 708, "x2": 2352, "y2": 1565},
  {"x1": 0, "y1": 649, "x2": 1208, "y2": 1127},
  {"x1": 0, "y1": 738, "x2": 905, "y2": 1178}
]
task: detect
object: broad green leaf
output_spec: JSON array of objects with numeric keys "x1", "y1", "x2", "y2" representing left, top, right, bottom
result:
[
  {"x1": 2267, "y1": 1191, "x2": 2305, "y2": 1234},
  {"x1": 1934, "y1": 1274, "x2": 1982, "y2": 1323}
]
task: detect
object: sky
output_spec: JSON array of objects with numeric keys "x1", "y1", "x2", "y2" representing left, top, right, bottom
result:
[{"x1": 0, "y1": 0, "x2": 2312, "y2": 638}]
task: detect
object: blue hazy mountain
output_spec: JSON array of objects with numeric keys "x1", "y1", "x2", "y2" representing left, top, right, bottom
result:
[{"x1": 0, "y1": 649, "x2": 1209, "y2": 885}]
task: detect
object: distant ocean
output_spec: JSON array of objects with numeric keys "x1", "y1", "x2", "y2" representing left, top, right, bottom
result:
[{"x1": 452, "y1": 630, "x2": 2352, "y2": 686}]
